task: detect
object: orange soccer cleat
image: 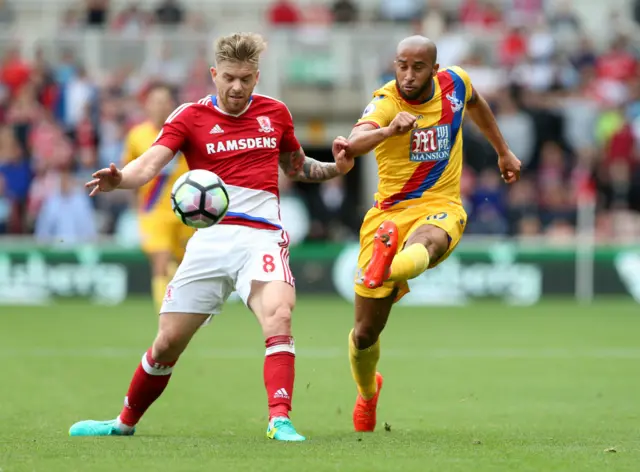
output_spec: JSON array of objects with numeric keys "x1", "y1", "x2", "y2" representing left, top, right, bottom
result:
[
  {"x1": 362, "y1": 221, "x2": 398, "y2": 289},
  {"x1": 353, "y1": 372, "x2": 384, "y2": 432}
]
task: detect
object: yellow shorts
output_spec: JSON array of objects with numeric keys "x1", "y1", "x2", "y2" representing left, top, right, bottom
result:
[
  {"x1": 138, "y1": 212, "x2": 195, "y2": 262},
  {"x1": 354, "y1": 201, "x2": 467, "y2": 301}
]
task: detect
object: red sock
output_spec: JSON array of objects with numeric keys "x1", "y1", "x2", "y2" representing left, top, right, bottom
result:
[
  {"x1": 264, "y1": 335, "x2": 296, "y2": 420},
  {"x1": 118, "y1": 348, "x2": 177, "y2": 427}
]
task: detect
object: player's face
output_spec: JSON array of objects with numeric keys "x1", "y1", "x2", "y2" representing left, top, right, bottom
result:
[
  {"x1": 395, "y1": 49, "x2": 438, "y2": 101},
  {"x1": 146, "y1": 88, "x2": 176, "y2": 126},
  {"x1": 211, "y1": 61, "x2": 260, "y2": 114}
]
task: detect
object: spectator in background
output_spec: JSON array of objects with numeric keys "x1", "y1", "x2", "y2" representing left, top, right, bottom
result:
[
  {"x1": 596, "y1": 35, "x2": 638, "y2": 84},
  {"x1": 548, "y1": 0, "x2": 581, "y2": 37},
  {"x1": 495, "y1": 88, "x2": 535, "y2": 168},
  {"x1": 112, "y1": 2, "x2": 152, "y2": 34},
  {"x1": 155, "y1": 0, "x2": 184, "y2": 26},
  {"x1": 570, "y1": 36, "x2": 597, "y2": 72},
  {"x1": 0, "y1": 126, "x2": 32, "y2": 208},
  {"x1": 459, "y1": 0, "x2": 502, "y2": 30},
  {"x1": 85, "y1": 0, "x2": 110, "y2": 28},
  {"x1": 268, "y1": 0, "x2": 301, "y2": 26},
  {"x1": 499, "y1": 26, "x2": 527, "y2": 67},
  {"x1": 467, "y1": 168, "x2": 508, "y2": 235},
  {"x1": 1, "y1": 47, "x2": 31, "y2": 99},
  {"x1": 0, "y1": 174, "x2": 11, "y2": 233},
  {"x1": 35, "y1": 171, "x2": 97, "y2": 245},
  {"x1": 507, "y1": 178, "x2": 540, "y2": 235},
  {"x1": 379, "y1": 0, "x2": 422, "y2": 23},
  {"x1": 54, "y1": 49, "x2": 78, "y2": 88},
  {"x1": 307, "y1": 176, "x2": 356, "y2": 241},
  {"x1": 6, "y1": 83, "x2": 42, "y2": 150},
  {"x1": 331, "y1": 0, "x2": 358, "y2": 23},
  {"x1": 62, "y1": 66, "x2": 97, "y2": 135}
]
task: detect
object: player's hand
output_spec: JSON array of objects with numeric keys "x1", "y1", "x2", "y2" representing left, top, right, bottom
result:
[
  {"x1": 332, "y1": 136, "x2": 353, "y2": 174},
  {"x1": 385, "y1": 112, "x2": 417, "y2": 137},
  {"x1": 85, "y1": 163, "x2": 123, "y2": 197},
  {"x1": 498, "y1": 150, "x2": 521, "y2": 184}
]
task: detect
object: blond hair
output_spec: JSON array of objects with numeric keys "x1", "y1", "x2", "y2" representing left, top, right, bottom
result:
[{"x1": 214, "y1": 33, "x2": 267, "y2": 67}]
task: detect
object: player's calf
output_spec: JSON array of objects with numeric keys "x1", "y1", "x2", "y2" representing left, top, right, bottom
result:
[{"x1": 248, "y1": 281, "x2": 303, "y2": 438}]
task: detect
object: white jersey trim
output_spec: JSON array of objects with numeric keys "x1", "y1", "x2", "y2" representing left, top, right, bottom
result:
[{"x1": 166, "y1": 102, "x2": 194, "y2": 123}]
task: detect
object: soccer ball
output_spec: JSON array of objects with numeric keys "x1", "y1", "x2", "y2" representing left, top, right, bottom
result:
[{"x1": 171, "y1": 169, "x2": 229, "y2": 228}]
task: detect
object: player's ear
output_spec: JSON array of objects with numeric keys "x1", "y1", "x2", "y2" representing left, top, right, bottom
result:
[
  {"x1": 210, "y1": 66, "x2": 217, "y2": 81},
  {"x1": 255, "y1": 69, "x2": 260, "y2": 84},
  {"x1": 433, "y1": 63, "x2": 440, "y2": 74}
]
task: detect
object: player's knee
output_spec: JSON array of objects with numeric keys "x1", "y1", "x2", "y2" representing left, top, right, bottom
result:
[
  {"x1": 151, "y1": 331, "x2": 187, "y2": 362},
  {"x1": 262, "y1": 303, "x2": 292, "y2": 337},
  {"x1": 353, "y1": 324, "x2": 380, "y2": 350},
  {"x1": 406, "y1": 226, "x2": 447, "y2": 260}
]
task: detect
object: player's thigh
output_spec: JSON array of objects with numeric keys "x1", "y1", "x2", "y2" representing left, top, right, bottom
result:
[
  {"x1": 354, "y1": 207, "x2": 412, "y2": 301},
  {"x1": 236, "y1": 231, "x2": 294, "y2": 305},
  {"x1": 406, "y1": 206, "x2": 467, "y2": 268},
  {"x1": 161, "y1": 236, "x2": 237, "y2": 318}
]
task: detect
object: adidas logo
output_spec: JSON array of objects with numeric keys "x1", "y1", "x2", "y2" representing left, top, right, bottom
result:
[
  {"x1": 274, "y1": 388, "x2": 290, "y2": 399},
  {"x1": 209, "y1": 124, "x2": 224, "y2": 134}
]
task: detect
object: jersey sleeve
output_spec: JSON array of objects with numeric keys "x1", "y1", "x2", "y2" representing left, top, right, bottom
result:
[
  {"x1": 448, "y1": 66, "x2": 474, "y2": 103},
  {"x1": 152, "y1": 103, "x2": 193, "y2": 153},
  {"x1": 356, "y1": 96, "x2": 393, "y2": 129},
  {"x1": 279, "y1": 104, "x2": 301, "y2": 153}
]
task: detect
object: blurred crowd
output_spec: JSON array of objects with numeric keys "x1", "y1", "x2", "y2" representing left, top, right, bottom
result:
[{"x1": 0, "y1": 0, "x2": 639, "y2": 245}]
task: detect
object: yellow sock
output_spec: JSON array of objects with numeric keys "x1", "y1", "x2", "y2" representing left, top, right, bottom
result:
[
  {"x1": 152, "y1": 275, "x2": 170, "y2": 313},
  {"x1": 348, "y1": 329, "x2": 380, "y2": 399},
  {"x1": 388, "y1": 243, "x2": 430, "y2": 282}
]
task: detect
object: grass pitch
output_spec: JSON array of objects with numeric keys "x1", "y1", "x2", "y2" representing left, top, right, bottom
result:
[{"x1": 0, "y1": 297, "x2": 638, "y2": 471}]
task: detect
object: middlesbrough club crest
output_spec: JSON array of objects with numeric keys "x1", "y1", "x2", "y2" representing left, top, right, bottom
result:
[{"x1": 257, "y1": 116, "x2": 275, "y2": 133}]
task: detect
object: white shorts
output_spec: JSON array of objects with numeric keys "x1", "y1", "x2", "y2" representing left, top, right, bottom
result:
[{"x1": 160, "y1": 224, "x2": 294, "y2": 316}]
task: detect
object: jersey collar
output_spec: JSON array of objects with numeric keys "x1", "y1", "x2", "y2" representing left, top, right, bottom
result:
[
  {"x1": 211, "y1": 94, "x2": 254, "y2": 117},
  {"x1": 395, "y1": 78, "x2": 435, "y2": 105}
]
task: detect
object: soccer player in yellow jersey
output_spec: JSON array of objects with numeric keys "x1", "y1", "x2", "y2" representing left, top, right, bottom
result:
[
  {"x1": 332, "y1": 36, "x2": 522, "y2": 432},
  {"x1": 122, "y1": 83, "x2": 194, "y2": 311}
]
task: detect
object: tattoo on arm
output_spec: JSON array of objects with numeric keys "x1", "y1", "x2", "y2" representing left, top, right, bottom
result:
[
  {"x1": 279, "y1": 148, "x2": 340, "y2": 183},
  {"x1": 299, "y1": 156, "x2": 341, "y2": 182}
]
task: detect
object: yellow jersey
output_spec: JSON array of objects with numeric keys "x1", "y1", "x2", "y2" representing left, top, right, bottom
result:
[
  {"x1": 357, "y1": 66, "x2": 474, "y2": 210},
  {"x1": 122, "y1": 121, "x2": 190, "y2": 215}
]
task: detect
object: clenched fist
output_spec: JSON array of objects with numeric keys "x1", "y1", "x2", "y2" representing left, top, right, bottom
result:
[{"x1": 384, "y1": 112, "x2": 417, "y2": 137}]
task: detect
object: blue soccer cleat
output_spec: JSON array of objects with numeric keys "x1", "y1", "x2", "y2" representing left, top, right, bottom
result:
[
  {"x1": 69, "y1": 419, "x2": 135, "y2": 437},
  {"x1": 266, "y1": 417, "x2": 306, "y2": 442}
]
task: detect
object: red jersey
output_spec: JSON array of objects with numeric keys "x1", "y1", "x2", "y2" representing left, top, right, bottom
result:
[{"x1": 153, "y1": 94, "x2": 301, "y2": 231}]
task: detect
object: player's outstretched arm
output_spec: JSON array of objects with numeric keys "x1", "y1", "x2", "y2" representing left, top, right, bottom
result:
[
  {"x1": 279, "y1": 147, "x2": 342, "y2": 183},
  {"x1": 465, "y1": 89, "x2": 521, "y2": 184},
  {"x1": 85, "y1": 145, "x2": 175, "y2": 196}
]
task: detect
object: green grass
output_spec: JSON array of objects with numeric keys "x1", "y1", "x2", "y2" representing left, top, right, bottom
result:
[{"x1": 0, "y1": 297, "x2": 639, "y2": 471}]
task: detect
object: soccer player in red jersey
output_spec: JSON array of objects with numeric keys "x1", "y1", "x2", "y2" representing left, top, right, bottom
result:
[{"x1": 72, "y1": 33, "x2": 347, "y2": 441}]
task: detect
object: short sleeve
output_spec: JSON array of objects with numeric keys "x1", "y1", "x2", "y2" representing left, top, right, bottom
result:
[
  {"x1": 447, "y1": 66, "x2": 474, "y2": 103},
  {"x1": 152, "y1": 103, "x2": 192, "y2": 153},
  {"x1": 356, "y1": 96, "x2": 393, "y2": 129},
  {"x1": 279, "y1": 105, "x2": 301, "y2": 153}
]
